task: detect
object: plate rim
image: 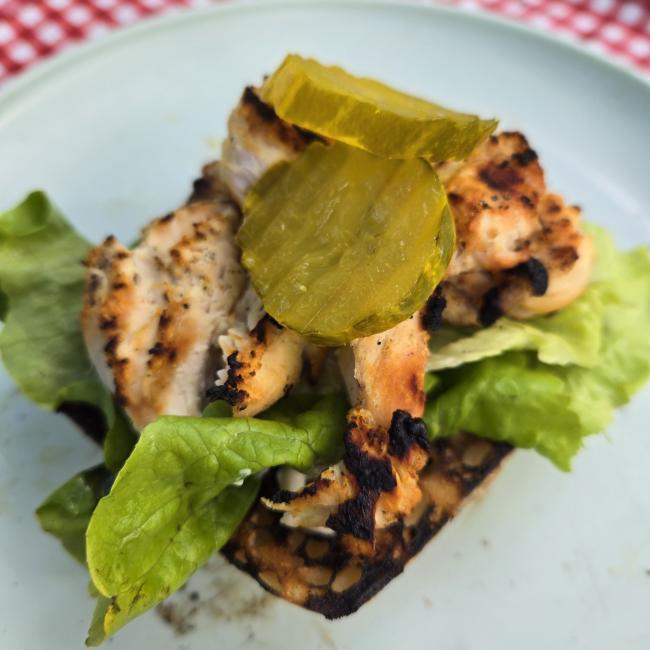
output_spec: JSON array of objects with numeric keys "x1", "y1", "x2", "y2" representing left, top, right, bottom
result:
[{"x1": 0, "y1": 0, "x2": 649, "y2": 120}]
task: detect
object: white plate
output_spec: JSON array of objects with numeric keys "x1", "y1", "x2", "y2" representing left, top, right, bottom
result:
[{"x1": 1, "y1": 2, "x2": 649, "y2": 649}]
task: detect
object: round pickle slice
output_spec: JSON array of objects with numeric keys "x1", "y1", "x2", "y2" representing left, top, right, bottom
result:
[
  {"x1": 259, "y1": 54, "x2": 497, "y2": 162},
  {"x1": 238, "y1": 141, "x2": 455, "y2": 345}
]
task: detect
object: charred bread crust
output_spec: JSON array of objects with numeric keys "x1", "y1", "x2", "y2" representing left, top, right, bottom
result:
[{"x1": 223, "y1": 433, "x2": 512, "y2": 619}]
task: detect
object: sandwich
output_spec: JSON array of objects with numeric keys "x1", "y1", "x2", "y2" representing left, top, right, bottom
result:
[{"x1": 0, "y1": 54, "x2": 648, "y2": 645}]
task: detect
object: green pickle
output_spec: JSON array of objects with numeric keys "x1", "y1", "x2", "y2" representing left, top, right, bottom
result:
[
  {"x1": 239, "y1": 142, "x2": 455, "y2": 345},
  {"x1": 259, "y1": 54, "x2": 497, "y2": 161}
]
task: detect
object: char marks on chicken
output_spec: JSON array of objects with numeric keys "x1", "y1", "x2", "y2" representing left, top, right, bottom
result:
[
  {"x1": 337, "y1": 315, "x2": 430, "y2": 429},
  {"x1": 440, "y1": 132, "x2": 594, "y2": 326},
  {"x1": 82, "y1": 197, "x2": 246, "y2": 430},
  {"x1": 263, "y1": 409, "x2": 430, "y2": 553},
  {"x1": 219, "y1": 86, "x2": 316, "y2": 206}
]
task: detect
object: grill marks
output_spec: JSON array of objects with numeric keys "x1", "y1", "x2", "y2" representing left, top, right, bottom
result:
[
  {"x1": 82, "y1": 198, "x2": 247, "y2": 430},
  {"x1": 341, "y1": 314, "x2": 430, "y2": 429},
  {"x1": 210, "y1": 316, "x2": 305, "y2": 417},
  {"x1": 388, "y1": 410, "x2": 429, "y2": 459},
  {"x1": 327, "y1": 492, "x2": 380, "y2": 541},
  {"x1": 446, "y1": 131, "x2": 545, "y2": 279},
  {"x1": 478, "y1": 159, "x2": 523, "y2": 192},
  {"x1": 435, "y1": 131, "x2": 593, "y2": 327},
  {"x1": 241, "y1": 86, "x2": 319, "y2": 150},
  {"x1": 263, "y1": 409, "x2": 430, "y2": 548},
  {"x1": 343, "y1": 428, "x2": 397, "y2": 493},
  {"x1": 505, "y1": 257, "x2": 549, "y2": 296},
  {"x1": 223, "y1": 432, "x2": 512, "y2": 619},
  {"x1": 421, "y1": 285, "x2": 446, "y2": 331},
  {"x1": 206, "y1": 351, "x2": 249, "y2": 406},
  {"x1": 219, "y1": 87, "x2": 316, "y2": 206},
  {"x1": 514, "y1": 148, "x2": 538, "y2": 167},
  {"x1": 326, "y1": 421, "x2": 398, "y2": 542}
]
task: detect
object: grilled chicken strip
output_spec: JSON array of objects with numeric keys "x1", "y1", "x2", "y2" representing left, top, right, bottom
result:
[
  {"x1": 220, "y1": 87, "x2": 314, "y2": 205},
  {"x1": 190, "y1": 159, "x2": 309, "y2": 418},
  {"x1": 263, "y1": 409, "x2": 430, "y2": 551},
  {"x1": 82, "y1": 198, "x2": 246, "y2": 430},
  {"x1": 209, "y1": 311, "x2": 305, "y2": 416},
  {"x1": 499, "y1": 194, "x2": 594, "y2": 318},
  {"x1": 188, "y1": 89, "x2": 316, "y2": 417},
  {"x1": 337, "y1": 314, "x2": 429, "y2": 429},
  {"x1": 441, "y1": 132, "x2": 594, "y2": 326}
]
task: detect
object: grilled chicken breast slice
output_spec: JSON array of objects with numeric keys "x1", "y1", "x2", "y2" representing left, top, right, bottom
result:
[
  {"x1": 337, "y1": 314, "x2": 430, "y2": 429},
  {"x1": 82, "y1": 198, "x2": 246, "y2": 430},
  {"x1": 190, "y1": 157, "x2": 309, "y2": 419},
  {"x1": 441, "y1": 132, "x2": 594, "y2": 325},
  {"x1": 192, "y1": 88, "x2": 315, "y2": 417},
  {"x1": 210, "y1": 313, "x2": 305, "y2": 417},
  {"x1": 263, "y1": 409, "x2": 430, "y2": 547},
  {"x1": 220, "y1": 87, "x2": 314, "y2": 205}
]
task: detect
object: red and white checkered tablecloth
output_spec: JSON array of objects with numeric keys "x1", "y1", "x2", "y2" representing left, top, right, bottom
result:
[{"x1": 0, "y1": 0, "x2": 649, "y2": 84}]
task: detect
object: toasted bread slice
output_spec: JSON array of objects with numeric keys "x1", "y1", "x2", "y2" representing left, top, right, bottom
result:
[{"x1": 223, "y1": 434, "x2": 511, "y2": 618}]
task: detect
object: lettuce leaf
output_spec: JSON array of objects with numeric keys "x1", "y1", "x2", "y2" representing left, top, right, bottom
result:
[
  {"x1": 577, "y1": 225, "x2": 650, "y2": 405},
  {"x1": 85, "y1": 393, "x2": 347, "y2": 643},
  {"x1": 86, "y1": 476, "x2": 262, "y2": 646},
  {"x1": 425, "y1": 227, "x2": 650, "y2": 469},
  {"x1": 0, "y1": 192, "x2": 137, "y2": 559},
  {"x1": 35, "y1": 465, "x2": 114, "y2": 563},
  {"x1": 0, "y1": 193, "x2": 137, "y2": 458},
  {"x1": 425, "y1": 351, "x2": 603, "y2": 469},
  {"x1": 0, "y1": 191, "x2": 98, "y2": 407},
  {"x1": 427, "y1": 287, "x2": 603, "y2": 371}
]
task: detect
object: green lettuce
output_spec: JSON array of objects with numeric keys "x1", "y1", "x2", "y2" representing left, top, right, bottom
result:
[
  {"x1": 35, "y1": 466, "x2": 113, "y2": 563},
  {"x1": 425, "y1": 352, "x2": 602, "y2": 469},
  {"x1": 85, "y1": 393, "x2": 347, "y2": 644},
  {"x1": 0, "y1": 193, "x2": 136, "y2": 450},
  {"x1": 577, "y1": 225, "x2": 650, "y2": 405},
  {"x1": 427, "y1": 287, "x2": 603, "y2": 370},
  {"x1": 0, "y1": 191, "x2": 98, "y2": 407},
  {"x1": 425, "y1": 226, "x2": 650, "y2": 469},
  {"x1": 0, "y1": 193, "x2": 137, "y2": 559},
  {"x1": 86, "y1": 476, "x2": 262, "y2": 646}
]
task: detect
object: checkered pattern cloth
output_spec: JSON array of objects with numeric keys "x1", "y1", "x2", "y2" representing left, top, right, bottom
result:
[{"x1": 0, "y1": 0, "x2": 649, "y2": 84}]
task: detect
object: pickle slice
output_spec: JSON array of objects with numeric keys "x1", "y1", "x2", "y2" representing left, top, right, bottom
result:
[
  {"x1": 259, "y1": 54, "x2": 497, "y2": 161},
  {"x1": 238, "y1": 141, "x2": 455, "y2": 345}
]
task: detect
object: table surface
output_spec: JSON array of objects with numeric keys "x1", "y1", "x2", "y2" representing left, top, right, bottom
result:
[{"x1": 0, "y1": 0, "x2": 649, "y2": 86}]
